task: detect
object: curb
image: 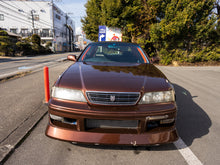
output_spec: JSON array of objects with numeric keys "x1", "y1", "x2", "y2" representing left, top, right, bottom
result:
[
  {"x1": 0, "y1": 58, "x2": 67, "y2": 82},
  {"x1": 0, "y1": 104, "x2": 48, "y2": 164}
]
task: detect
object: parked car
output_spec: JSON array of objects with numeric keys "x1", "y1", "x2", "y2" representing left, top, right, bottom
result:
[
  {"x1": 45, "y1": 42, "x2": 178, "y2": 145},
  {"x1": 73, "y1": 44, "x2": 80, "y2": 51}
]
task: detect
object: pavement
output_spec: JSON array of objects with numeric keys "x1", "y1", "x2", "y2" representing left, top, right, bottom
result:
[
  {"x1": 0, "y1": 105, "x2": 48, "y2": 164},
  {"x1": 0, "y1": 53, "x2": 72, "y2": 81},
  {"x1": 0, "y1": 53, "x2": 76, "y2": 164},
  {"x1": 3, "y1": 64, "x2": 220, "y2": 165},
  {"x1": 0, "y1": 57, "x2": 220, "y2": 164}
]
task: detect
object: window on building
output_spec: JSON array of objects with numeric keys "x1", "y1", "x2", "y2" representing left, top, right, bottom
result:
[
  {"x1": 40, "y1": 9, "x2": 46, "y2": 13},
  {"x1": 33, "y1": 29, "x2": 39, "y2": 35},
  {"x1": 21, "y1": 29, "x2": 29, "y2": 37},
  {"x1": 0, "y1": 14, "x2": 4, "y2": 21},
  {"x1": 55, "y1": 14, "x2": 61, "y2": 20},
  {"x1": 18, "y1": 9, "x2": 24, "y2": 13},
  {"x1": 10, "y1": 29, "x2": 17, "y2": 34},
  {"x1": 42, "y1": 29, "x2": 50, "y2": 37}
]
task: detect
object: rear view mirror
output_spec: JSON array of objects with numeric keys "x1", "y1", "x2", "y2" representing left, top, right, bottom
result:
[{"x1": 67, "y1": 55, "x2": 77, "y2": 62}]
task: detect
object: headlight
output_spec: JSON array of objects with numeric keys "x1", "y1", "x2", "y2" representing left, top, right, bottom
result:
[
  {"x1": 51, "y1": 87, "x2": 87, "y2": 102},
  {"x1": 139, "y1": 90, "x2": 175, "y2": 104}
]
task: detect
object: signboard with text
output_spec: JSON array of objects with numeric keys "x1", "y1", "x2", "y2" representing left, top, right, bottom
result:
[{"x1": 98, "y1": 26, "x2": 106, "y2": 41}]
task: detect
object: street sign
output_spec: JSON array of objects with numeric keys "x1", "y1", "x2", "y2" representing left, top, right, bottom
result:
[
  {"x1": 99, "y1": 26, "x2": 122, "y2": 42},
  {"x1": 106, "y1": 27, "x2": 122, "y2": 41},
  {"x1": 98, "y1": 26, "x2": 106, "y2": 42}
]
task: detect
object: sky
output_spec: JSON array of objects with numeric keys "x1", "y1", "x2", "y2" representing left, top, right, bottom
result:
[{"x1": 54, "y1": 0, "x2": 87, "y2": 34}]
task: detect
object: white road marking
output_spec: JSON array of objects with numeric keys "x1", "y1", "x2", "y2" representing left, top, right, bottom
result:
[
  {"x1": 18, "y1": 66, "x2": 32, "y2": 70},
  {"x1": 174, "y1": 138, "x2": 203, "y2": 165}
]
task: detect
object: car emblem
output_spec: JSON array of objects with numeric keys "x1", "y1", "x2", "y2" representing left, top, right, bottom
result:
[{"x1": 110, "y1": 95, "x2": 116, "y2": 102}]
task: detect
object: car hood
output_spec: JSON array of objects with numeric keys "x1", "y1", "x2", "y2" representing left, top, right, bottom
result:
[{"x1": 58, "y1": 62, "x2": 171, "y2": 93}]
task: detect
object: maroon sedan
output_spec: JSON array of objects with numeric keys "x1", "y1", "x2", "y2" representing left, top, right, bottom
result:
[{"x1": 45, "y1": 42, "x2": 178, "y2": 145}]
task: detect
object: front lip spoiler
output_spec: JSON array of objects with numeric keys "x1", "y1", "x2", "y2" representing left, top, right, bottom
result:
[{"x1": 45, "y1": 123, "x2": 178, "y2": 146}]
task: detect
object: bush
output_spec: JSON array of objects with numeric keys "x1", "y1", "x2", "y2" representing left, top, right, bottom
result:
[
  {"x1": 0, "y1": 30, "x2": 16, "y2": 56},
  {"x1": 45, "y1": 41, "x2": 52, "y2": 49},
  {"x1": 31, "y1": 34, "x2": 41, "y2": 46},
  {"x1": 16, "y1": 41, "x2": 31, "y2": 50},
  {"x1": 31, "y1": 43, "x2": 42, "y2": 54},
  {"x1": 15, "y1": 34, "x2": 52, "y2": 56},
  {"x1": 157, "y1": 46, "x2": 220, "y2": 65},
  {"x1": 16, "y1": 41, "x2": 32, "y2": 55},
  {"x1": 159, "y1": 48, "x2": 173, "y2": 65}
]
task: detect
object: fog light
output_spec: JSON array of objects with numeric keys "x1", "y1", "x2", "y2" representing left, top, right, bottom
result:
[
  {"x1": 146, "y1": 115, "x2": 168, "y2": 121},
  {"x1": 50, "y1": 114, "x2": 64, "y2": 122},
  {"x1": 63, "y1": 118, "x2": 77, "y2": 125},
  {"x1": 160, "y1": 118, "x2": 175, "y2": 124}
]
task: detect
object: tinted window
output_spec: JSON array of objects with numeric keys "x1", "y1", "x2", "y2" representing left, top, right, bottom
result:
[{"x1": 78, "y1": 43, "x2": 149, "y2": 64}]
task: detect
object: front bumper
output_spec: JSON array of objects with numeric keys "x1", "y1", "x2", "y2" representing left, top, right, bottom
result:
[
  {"x1": 46, "y1": 124, "x2": 178, "y2": 145},
  {"x1": 45, "y1": 99, "x2": 179, "y2": 145}
]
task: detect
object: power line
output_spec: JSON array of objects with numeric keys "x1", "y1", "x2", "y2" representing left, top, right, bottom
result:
[
  {"x1": 4, "y1": 14, "x2": 32, "y2": 27},
  {"x1": 18, "y1": 2, "x2": 53, "y2": 27},
  {"x1": 1, "y1": 0, "x2": 21, "y2": 11},
  {"x1": 1, "y1": 1, "x2": 51, "y2": 27},
  {"x1": 0, "y1": 8, "x2": 52, "y2": 30},
  {"x1": 1, "y1": 0, "x2": 73, "y2": 29},
  {"x1": 0, "y1": 4, "x2": 51, "y2": 28},
  {"x1": 3, "y1": 0, "x2": 53, "y2": 27},
  {"x1": 3, "y1": 12, "x2": 64, "y2": 36},
  {"x1": 0, "y1": 2, "x2": 28, "y2": 17},
  {"x1": 23, "y1": 1, "x2": 35, "y2": 11},
  {"x1": 32, "y1": 1, "x2": 45, "y2": 11},
  {"x1": 0, "y1": 1, "x2": 70, "y2": 36},
  {"x1": 23, "y1": 1, "x2": 38, "y2": 30},
  {"x1": 3, "y1": 13, "x2": 65, "y2": 37},
  {"x1": 0, "y1": 10, "x2": 33, "y2": 26}
]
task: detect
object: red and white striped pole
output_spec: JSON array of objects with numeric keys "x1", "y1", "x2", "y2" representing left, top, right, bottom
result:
[{"x1": 44, "y1": 66, "x2": 50, "y2": 103}]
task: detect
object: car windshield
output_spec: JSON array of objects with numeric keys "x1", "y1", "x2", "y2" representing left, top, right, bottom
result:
[{"x1": 78, "y1": 42, "x2": 149, "y2": 64}]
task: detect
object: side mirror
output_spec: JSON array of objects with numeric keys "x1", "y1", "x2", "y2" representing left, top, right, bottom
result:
[{"x1": 67, "y1": 55, "x2": 77, "y2": 62}]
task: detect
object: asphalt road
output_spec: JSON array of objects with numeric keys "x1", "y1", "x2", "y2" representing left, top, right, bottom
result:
[
  {"x1": 0, "y1": 53, "x2": 79, "y2": 163},
  {"x1": 0, "y1": 52, "x2": 80, "y2": 79},
  {"x1": 2, "y1": 63, "x2": 220, "y2": 165}
]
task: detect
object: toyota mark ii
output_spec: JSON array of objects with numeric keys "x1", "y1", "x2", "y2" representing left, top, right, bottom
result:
[{"x1": 45, "y1": 42, "x2": 178, "y2": 145}]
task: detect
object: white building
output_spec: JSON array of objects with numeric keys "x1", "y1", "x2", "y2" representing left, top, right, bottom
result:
[{"x1": 0, "y1": 0, "x2": 75, "y2": 52}]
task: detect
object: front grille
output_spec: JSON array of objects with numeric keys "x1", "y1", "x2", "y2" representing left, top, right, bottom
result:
[
  {"x1": 86, "y1": 91, "x2": 140, "y2": 105},
  {"x1": 86, "y1": 119, "x2": 138, "y2": 129}
]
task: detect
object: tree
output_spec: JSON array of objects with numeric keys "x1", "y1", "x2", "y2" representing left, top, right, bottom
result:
[
  {"x1": 0, "y1": 30, "x2": 14, "y2": 56},
  {"x1": 82, "y1": 0, "x2": 219, "y2": 64},
  {"x1": 149, "y1": 0, "x2": 218, "y2": 64},
  {"x1": 81, "y1": 0, "x2": 102, "y2": 41},
  {"x1": 214, "y1": 0, "x2": 220, "y2": 25},
  {"x1": 31, "y1": 34, "x2": 41, "y2": 46},
  {"x1": 82, "y1": 0, "x2": 156, "y2": 44},
  {"x1": 151, "y1": 0, "x2": 216, "y2": 49}
]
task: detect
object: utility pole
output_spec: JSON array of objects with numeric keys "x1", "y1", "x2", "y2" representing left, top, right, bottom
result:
[
  {"x1": 31, "y1": 10, "x2": 35, "y2": 33},
  {"x1": 66, "y1": 13, "x2": 68, "y2": 52},
  {"x1": 51, "y1": 0, "x2": 55, "y2": 52}
]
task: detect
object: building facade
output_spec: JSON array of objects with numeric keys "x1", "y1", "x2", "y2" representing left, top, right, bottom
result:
[{"x1": 0, "y1": 0, "x2": 75, "y2": 52}]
